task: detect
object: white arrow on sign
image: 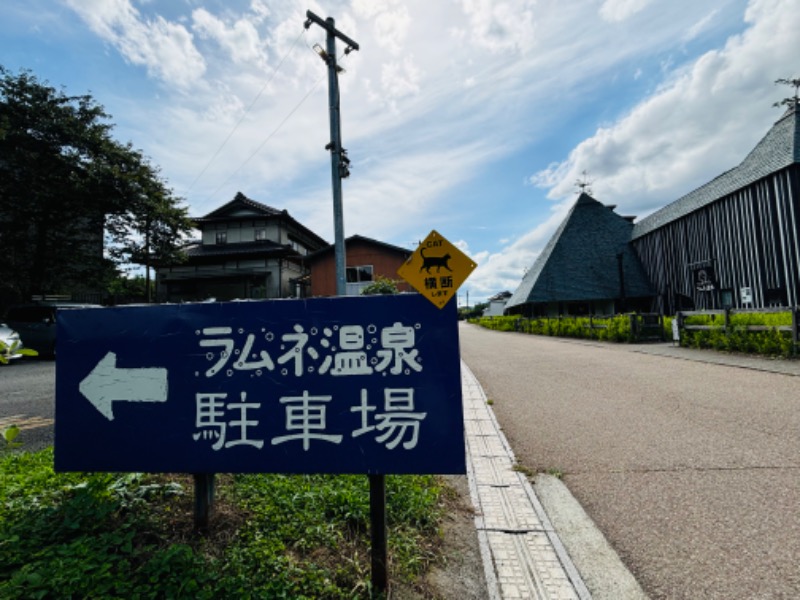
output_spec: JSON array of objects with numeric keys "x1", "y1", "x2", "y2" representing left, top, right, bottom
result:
[{"x1": 79, "y1": 352, "x2": 168, "y2": 421}]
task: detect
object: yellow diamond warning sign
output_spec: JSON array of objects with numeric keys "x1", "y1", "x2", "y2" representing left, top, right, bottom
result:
[{"x1": 397, "y1": 230, "x2": 477, "y2": 308}]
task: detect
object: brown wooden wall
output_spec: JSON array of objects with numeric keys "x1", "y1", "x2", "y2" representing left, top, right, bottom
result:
[{"x1": 308, "y1": 240, "x2": 414, "y2": 296}]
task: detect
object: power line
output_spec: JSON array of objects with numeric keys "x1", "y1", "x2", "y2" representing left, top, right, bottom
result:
[
  {"x1": 202, "y1": 41, "x2": 356, "y2": 203},
  {"x1": 186, "y1": 27, "x2": 306, "y2": 193},
  {"x1": 203, "y1": 73, "x2": 326, "y2": 201}
]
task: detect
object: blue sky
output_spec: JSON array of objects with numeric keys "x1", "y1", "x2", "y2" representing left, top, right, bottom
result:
[{"x1": 2, "y1": 0, "x2": 798, "y2": 304}]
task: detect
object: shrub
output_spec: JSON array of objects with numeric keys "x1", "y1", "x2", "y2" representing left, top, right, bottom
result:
[{"x1": 472, "y1": 310, "x2": 797, "y2": 358}]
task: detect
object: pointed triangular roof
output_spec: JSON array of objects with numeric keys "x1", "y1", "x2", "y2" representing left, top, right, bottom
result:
[
  {"x1": 506, "y1": 193, "x2": 653, "y2": 309},
  {"x1": 633, "y1": 102, "x2": 800, "y2": 238}
]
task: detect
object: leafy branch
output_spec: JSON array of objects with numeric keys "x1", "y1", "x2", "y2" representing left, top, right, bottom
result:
[{"x1": 773, "y1": 77, "x2": 800, "y2": 109}]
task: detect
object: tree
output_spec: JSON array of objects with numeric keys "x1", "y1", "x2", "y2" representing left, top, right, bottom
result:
[
  {"x1": 458, "y1": 302, "x2": 488, "y2": 320},
  {"x1": 0, "y1": 66, "x2": 191, "y2": 304},
  {"x1": 773, "y1": 77, "x2": 800, "y2": 109},
  {"x1": 106, "y1": 274, "x2": 147, "y2": 303},
  {"x1": 105, "y1": 159, "x2": 193, "y2": 302}
]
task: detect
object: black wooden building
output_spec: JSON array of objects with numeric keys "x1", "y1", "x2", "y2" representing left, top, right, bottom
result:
[
  {"x1": 507, "y1": 101, "x2": 799, "y2": 316},
  {"x1": 505, "y1": 193, "x2": 654, "y2": 316},
  {"x1": 632, "y1": 101, "x2": 800, "y2": 313}
]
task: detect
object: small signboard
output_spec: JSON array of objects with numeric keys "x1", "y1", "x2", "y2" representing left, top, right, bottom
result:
[
  {"x1": 396, "y1": 230, "x2": 477, "y2": 308},
  {"x1": 693, "y1": 266, "x2": 716, "y2": 292},
  {"x1": 55, "y1": 295, "x2": 465, "y2": 475}
]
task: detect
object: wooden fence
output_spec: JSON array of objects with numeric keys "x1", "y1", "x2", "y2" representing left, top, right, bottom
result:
[{"x1": 675, "y1": 307, "x2": 800, "y2": 346}]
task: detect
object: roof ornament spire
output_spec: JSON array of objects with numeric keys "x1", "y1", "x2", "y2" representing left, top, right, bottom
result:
[{"x1": 575, "y1": 170, "x2": 594, "y2": 196}]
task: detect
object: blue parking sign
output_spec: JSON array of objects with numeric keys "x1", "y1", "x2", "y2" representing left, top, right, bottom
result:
[{"x1": 55, "y1": 294, "x2": 465, "y2": 475}]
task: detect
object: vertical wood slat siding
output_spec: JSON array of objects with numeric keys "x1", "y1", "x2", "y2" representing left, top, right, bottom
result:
[
  {"x1": 632, "y1": 165, "x2": 800, "y2": 313},
  {"x1": 781, "y1": 168, "x2": 800, "y2": 304}
]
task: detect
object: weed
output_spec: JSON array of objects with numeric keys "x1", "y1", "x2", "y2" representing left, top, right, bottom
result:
[
  {"x1": 511, "y1": 463, "x2": 534, "y2": 478},
  {"x1": 545, "y1": 468, "x2": 564, "y2": 479},
  {"x1": 0, "y1": 450, "x2": 449, "y2": 599}
]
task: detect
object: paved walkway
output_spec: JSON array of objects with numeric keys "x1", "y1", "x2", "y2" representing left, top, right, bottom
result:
[
  {"x1": 462, "y1": 361, "x2": 591, "y2": 599},
  {"x1": 625, "y1": 341, "x2": 800, "y2": 376}
]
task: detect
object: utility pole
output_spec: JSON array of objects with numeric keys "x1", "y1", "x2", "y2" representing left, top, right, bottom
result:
[
  {"x1": 304, "y1": 10, "x2": 359, "y2": 296},
  {"x1": 303, "y1": 11, "x2": 390, "y2": 596}
]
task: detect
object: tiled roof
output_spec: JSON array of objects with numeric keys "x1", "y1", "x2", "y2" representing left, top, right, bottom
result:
[
  {"x1": 487, "y1": 291, "x2": 512, "y2": 303},
  {"x1": 184, "y1": 240, "x2": 292, "y2": 259},
  {"x1": 633, "y1": 103, "x2": 800, "y2": 239},
  {"x1": 506, "y1": 194, "x2": 653, "y2": 309},
  {"x1": 305, "y1": 235, "x2": 412, "y2": 261},
  {"x1": 195, "y1": 192, "x2": 283, "y2": 222}
]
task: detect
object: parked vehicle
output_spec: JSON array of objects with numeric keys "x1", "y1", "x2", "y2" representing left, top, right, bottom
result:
[
  {"x1": 4, "y1": 303, "x2": 101, "y2": 357},
  {"x1": 0, "y1": 322, "x2": 36, "y2": 364}
]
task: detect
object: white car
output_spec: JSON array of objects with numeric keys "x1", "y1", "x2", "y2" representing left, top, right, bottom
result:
[{"x1": 0, "y1": 322, "x2": 29, "y2": 364}]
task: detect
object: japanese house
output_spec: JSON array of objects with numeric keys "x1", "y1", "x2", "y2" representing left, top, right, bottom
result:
[
  {"x1": 483, "y1": 291, "x2": 512, "y2": 316},
  {"x1": 303, "y1": 235, "x2": 414, "y2": 296},
  {"x1": 156, "y1": 192, "x2": 327, "y2": 302}
]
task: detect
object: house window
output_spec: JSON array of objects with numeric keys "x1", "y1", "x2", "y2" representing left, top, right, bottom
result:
[
  {"x1": 255, "y1": 228, "x2": 267, "y2": 242},
  {"x1": 216, "y1": 231, "x2": 227, "y2": 245},
  {"x1": 346, "y1": 265, "x2": 373, "y2": 283},
  {"x1": 289, "y1": 238, "x2": 306, "y2": 255}
]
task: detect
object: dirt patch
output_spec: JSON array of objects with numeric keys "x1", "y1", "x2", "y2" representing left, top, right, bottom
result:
[{"x1": 391, "y1": 475, "x2": 487, "y2": 599}]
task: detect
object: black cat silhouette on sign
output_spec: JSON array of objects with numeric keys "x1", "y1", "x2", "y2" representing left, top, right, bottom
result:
[{"x1": 419, "y1": 248, "x2": 453, "y2": 274}]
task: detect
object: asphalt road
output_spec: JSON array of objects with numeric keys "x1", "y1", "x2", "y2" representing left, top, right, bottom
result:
[
  {"x1": 0, "y1": 359, "x2": 55, "y2": 451},
  {"x1": 459, "y1": 323, "x2": 800, "y2": 600}
]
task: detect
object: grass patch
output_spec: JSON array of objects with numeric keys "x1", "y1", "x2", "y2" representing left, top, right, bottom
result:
[
  {"x1": 544, "y1": 468, "x2": 564, "y2": 479},
  {"x1": 511, "y1": 463, "x2": 534, "y2": 478},
  {"x1": 0, "y1": 448, "x2": 449, "y2": 599}
]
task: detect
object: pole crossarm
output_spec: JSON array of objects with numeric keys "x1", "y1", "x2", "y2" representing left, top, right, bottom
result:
[{"x1": 304, "y1": 10, "x2": 360, "y2": 53}]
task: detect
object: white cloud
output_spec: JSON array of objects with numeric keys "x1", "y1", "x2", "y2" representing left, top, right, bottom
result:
[
  {"x1": 372, "y1": 4, "x2": 411, "y2": 55},
  {"x1": 458, "y1": 0, "x2": 537, "y2": 53},
  {"x1": 684, "y1": 9, "x2": 720, "y2": 42},
  {"x1": 531, "y1": 0, "x2": 799, "y2": 219},
  {"x1": 380, "y1": 57, "x2": 421, "y2": 106},
  {"x1": 192, "y1": 8, "x2": 266, "y2": 65},
  {"x1": 599, "y1": 0, "x2": 653, "y2": 23},
  {"x1": 64, "y1": 0, "x2": 205, "y2": 88}
]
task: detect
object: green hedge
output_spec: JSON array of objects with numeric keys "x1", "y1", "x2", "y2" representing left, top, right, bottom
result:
[
  {"x1": 470, "y1": 314, "x2": 645, "y2": 343},
  {"x1": 471, "y1": 311, "x2": 797, "y2": 358},
  {"x1": 679, "y1": 311, "x2": 795, "y2": 357}
]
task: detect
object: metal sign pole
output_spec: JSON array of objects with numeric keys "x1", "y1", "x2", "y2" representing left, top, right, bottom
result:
[
  {"x1": 304, "y1": 11, "x2": 389, "y2": 596},
  {"x1": 304, "y1": 10, "x2": 359, "y2": 297}
]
